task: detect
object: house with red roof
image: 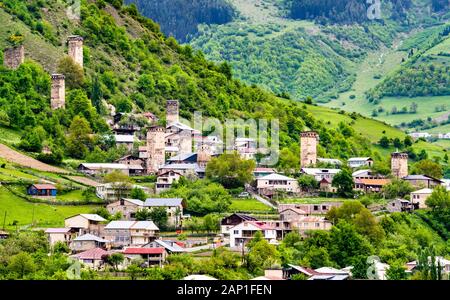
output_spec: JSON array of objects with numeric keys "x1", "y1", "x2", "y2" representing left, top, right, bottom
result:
[
  {"x1": 122, "y1": 247, "x2": 167, "y2": 267},
  {"x1": 71, "y1": 248, "x2": 109, "y2": 270},
  {"x1": 27, "y1": 184, "x2": 57, "y2": 197}
]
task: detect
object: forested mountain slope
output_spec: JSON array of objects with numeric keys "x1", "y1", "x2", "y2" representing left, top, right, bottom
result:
[
  {"x1": 0, "y1": 0, "x2": 446, "y2": 170},
  {"x1": 124, "y1": 0, "x2": 235, "y2": 42}
]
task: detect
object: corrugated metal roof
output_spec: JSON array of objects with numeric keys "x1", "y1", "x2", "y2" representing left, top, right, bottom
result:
[
  {"x1": 144, "y1": 198, "x2": 183, "y2": 207},
  {"x1": 123, "y1": 247, "x2": 165, "y2": 255},
  {"x1": 45, "y1": 228, "x2": 71, "y2": 233},
  {"x1": 73, "y1": 233, "x2": 109, "y2": 243}
]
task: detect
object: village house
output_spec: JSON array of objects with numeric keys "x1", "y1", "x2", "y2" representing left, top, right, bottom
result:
[
  {"x1": 220, "y1": 213, "x2": 258, "y2": 235},
  {"x1": 96, "y1": 183, "x2": 148, "y2": 202},
  {"x1": 279, "y1": 207, "x2": 308, "y2": 221},
  {"x1": 301, "y1": 168, "x2": 341, "y2": 182},
  {"x1": 402, "y1": 175, "x2": 442, "y2": 189},
  {"x1": 166, "y1": 152, "x2": 197, "y2": 164},
  {"x1": 352, "y1": 169, "x2": 385, "y2": 180},
  {"x1": 103, "y1": 221, "x2": 159, "y2": 248},
  {"x1": 410, "y1": 188, "x2": 433, "y2": 208},
  {"x1": 114, "y1": 155, "x2": 145, "y2": 169},
  {"x1": 256, "y1": 173, "x2": 301, "y2": 196},
  {"x1": 71, "y1": 248, "x2": 109, "y2": 270},
  {"x1": 278, "y1": 202, "x2": 342, "y2": 216},
  {"x1": 284, "y1": 264, "x2": 350, "y2": 280},
  {"x1": 122, "y1": 247, "x2": 167, "y2": 267},
  {"x1": 0, "y1": 230, "x2": 9, "y2": 240},
  {"x1": 45, "y1": 228, "x2": 74, "y2": 247},
  {"x1": 155, "y1": 171, "x2": 183, "y2": 194},
  {"x1": 290, "y1": 216, "x2": 333, "y2": 233},
  {"x1": 114, "y1": 134, "x2": 136, "y2": 152},
  {"x1": 64, "y1": 214, "x2": 106, "y2": 236},
  {"x1": 253, "y1": 167, "x2": 276, "y2": 178},
  {"x1": 78, "y1": 163, "x2": 144, "y2": 176},
  {"x1": 409, "y1": 132, "x2": 431, "y2": 139},
  {"x1": 106, "y1": 198, "x2": 144, "y2": 220},
  {"x1": 234, "y1": 137, "x2": 257, "y2": 160},
  {"x1": 319, "y1": 178, "x2": 336, "y2": 193},
  {"x1": 27, "y1": 184, "x2": 57, "y2": 197},
  {"x1": 386, "y1": 199, "x2": 417, "y2": 213},
  {"x1": 317, "y1": 158, "x2": 342, "y2": 167},
  {"x1": 354, "y1": 178, "x2": 391, "y2": 193},
  {"x1": 70, "y1": 233, "x2": 110, "y2": 253},
  {"x1": 438, "y1": 133, "x2": 450, "y2": 139},
  {"x1": 144, "y1": 198, "x2": 184, "y2": 226},
  {"x1": 347, "y1": 157, "x2": 374, "y2": 168},
  {"x1": 229, "y1": 221, "x2": 291, "y2": 248},
  {"x1": 158, "y1": 163, "x2": 205, "y2": 178},
  {"x1": 142, "y1": 239, "x2": 186, "y2": 254}
]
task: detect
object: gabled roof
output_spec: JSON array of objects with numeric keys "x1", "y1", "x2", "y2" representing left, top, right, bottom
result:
[
  {"x1": 411, "y1": 188, "x2": 433, "y2": 194},
  {"x1": 258, "y1": 173, "x2": 296, "y2": 181},
  {"x1": 279, "y1": 208, "x2": 308, "y2": 215},
  {"x1": 45, "y1": 228, "x2": 71, "y2": 234},
  {"x1": 183, "y1": 275, "x2": 217, "y2": 280},
  {"x1": 287, "y1": 264, "x2": 318, "y2": 276},
  {"x1": 73, "y1": 233, "x2": 109, "y2": 243},
  {"x1": 403, "y1": 175, "x2": 442, "y2": 182},
  {"x1": 65, "y1": 214, "x2": 106, "y2": 222},
  {"x1": 123, "y1": 247, "x2": 165, "y2": 255},
  {"x1": 30, "y1": 184, "x2": 57, "y2": 190},
  {"x1": 352, "y1": 169, "x2": 372, "y2": 177},
  {"x1": 317, "y1": 158, "x2": 342, "y2": 164},
  {"x1": 144, "y1": 198, "x2": 183, "y2": 207},
  {"x1": 301, "y1": 168, "x2": 341, "y2": 175},
  {"x1": 354, "y1": 178, "x2": 391, "y2": 186},
  {"x1": 119, "y1": 198, "x2": 144, "y2": 206},
  {"x1": 167, "y1": 152, "x2": 197, "y2": 162},
  {"x1": 71, "y1": 248, "x2": 108, "y2": 260},
  {"x1": 348, "y1": 157, "x2": 372, "y2": 162},
  {"x1": 104, "y1": 221, "x2": 159, "y2": 231},
  {"x1": 224, "y1": 213, "x2": 258, "y2": 222},
  {"x1": 114, "y1": 135, "x2": 135, "y2": 143},
  {"x1": 254, "y1": 167, "x2": 276, "y2": 173},
  {"x1": 148, "y1": 240, "x2": 185, "y2": 252}
]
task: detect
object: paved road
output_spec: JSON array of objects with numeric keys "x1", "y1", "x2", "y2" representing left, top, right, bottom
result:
[{"x1": 245, "y1": 185, "x2": 277, "y2": 209}]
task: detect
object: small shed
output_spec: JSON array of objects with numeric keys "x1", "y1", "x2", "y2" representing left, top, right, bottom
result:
[{"x1": 27, "y1": 184, "x2": 57, "y2": 197}]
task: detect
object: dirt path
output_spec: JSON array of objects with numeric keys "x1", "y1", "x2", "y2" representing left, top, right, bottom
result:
[
  {"x1": 67, "y1": 176, "x2": 101, "y2": 187},
  {"x1": 0, "y1": 143, "x2": 68, "y2": 174}
]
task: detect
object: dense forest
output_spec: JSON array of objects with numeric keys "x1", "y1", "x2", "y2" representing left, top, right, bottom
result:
[
  {"x1": 290, "y1": 0, "x2": 447, "y2": 24},
  {"x1": 124, "y1": 0, "x2": 235, "y2": 42}
]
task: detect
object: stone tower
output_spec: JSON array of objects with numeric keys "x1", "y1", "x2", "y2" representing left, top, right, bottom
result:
[
  {"x1": 51, "y1": 74, "x2": 65, "y2": 109},
  {"x1": 391, "y1": 152, "x2": 408, "y2": 179},
  {"x1": 67, "y1": 35, "x2": 84, "y2": 68},
  {"x1": 166, "y1": 100, "x2": 179, "y2": 125},
  {"x1": 197, "y1": 142, "x2": 211, "y2": 168},
  {"x1": 300, "y1": 131, "x2": 318, "y2": 168},
  {"x1": 147, "y1": 126, "x2": 166, "y2": 174},
  {"x1": 3, "y1": 45, "x2": 25, "y2": 69}
]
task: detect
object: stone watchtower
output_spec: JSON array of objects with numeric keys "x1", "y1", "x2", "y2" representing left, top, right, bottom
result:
[
  {"x1": 3, "y1": 45, "x2": 25, "y2": 69},
  {"x1": 51, "y1": 74, "x2": 65, "y2": 109},
  {"x1": 391, "y1": 152, "x2": 408, "y2": 179},
  {"x1": 147, "y1": 126, "x2": 166, "y2": 174},
  {"x1": 197, "y1": 142, "x2": 211, "y2": 168},
  {"x1": 166, "y1": 100, "x2": 179, "y2": 125},
  {"x1": 67, "y1": 35, "x2": 84, "y2": 68},
  {"x1": 300, "y1": 131, "x2": 319, "y2": 168}
]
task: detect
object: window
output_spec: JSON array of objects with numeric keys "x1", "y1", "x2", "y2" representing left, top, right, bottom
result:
[
  {"x1": 315, "y1": 223, "x2": 320, "y2": 228},
  {"x1": 233, "y1": 230, "x2": 239, "y2": 234}
]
